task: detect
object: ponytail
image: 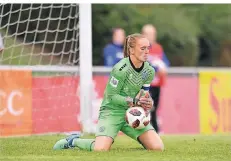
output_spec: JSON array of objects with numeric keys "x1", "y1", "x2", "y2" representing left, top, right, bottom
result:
[{"x1": 123, "y1": 36, "x2": 130, "y2": 58}]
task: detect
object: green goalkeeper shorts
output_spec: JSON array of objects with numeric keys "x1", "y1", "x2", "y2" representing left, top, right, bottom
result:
[{"x1": 95, "y1": 109, "x2": 154, "y2": 141}]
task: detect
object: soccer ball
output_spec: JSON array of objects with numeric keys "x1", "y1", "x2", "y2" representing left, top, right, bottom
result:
[{"x1": 125, "y1": 107, "x2": 151, "y2": 129}]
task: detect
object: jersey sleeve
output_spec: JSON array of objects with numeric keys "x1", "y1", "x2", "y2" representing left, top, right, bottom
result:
[
  {"x1": 105, "y1": 66, "x2": 129, "y2": 107},
  {"x1": 142, "y1": 67, "x2": 155, "y2": 92}
]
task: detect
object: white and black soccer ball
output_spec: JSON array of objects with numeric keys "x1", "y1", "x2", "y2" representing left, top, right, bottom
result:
[{"x1": 125, "y1": 107, "x2": 151, "y2": 129}]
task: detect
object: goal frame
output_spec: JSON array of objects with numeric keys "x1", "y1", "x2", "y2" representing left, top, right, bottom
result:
[
  {"x1": 0, "y1": 3, "x2": 93, "y2": 134},
  {"x1": 79, "y1": 3, "x2": 93, "y2": 133}
]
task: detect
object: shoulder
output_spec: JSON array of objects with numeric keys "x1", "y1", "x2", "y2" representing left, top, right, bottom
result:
[
  {"x1": 111, "y1": 58, "x2": 128, "y2": 75},
  {"x1": 156, "y1": 43, "x2": 163, "y2": 50},
  {"x1": 154, "y1": 43, "x2": 164, "y2": 51},
  {"x1": 113, "y1": 57, "x2": 128, "y2": 71},
  {"x1": 144, "y1": 61, "x2": 155, "y2": 75},
  {"x1": 150, "y1": 43, "x2": 163, "y2": 53},
  {"x1": 104, "y1": 43, "x2": 115, "y2": 50},
  {"x1": 144, "y1": 61, "x2": 154, "y2": 71}
]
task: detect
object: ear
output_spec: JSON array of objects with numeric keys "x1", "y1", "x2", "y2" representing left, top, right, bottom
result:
[{"x1": 130, "y1": 48, "x2": 135, "y2": 55}]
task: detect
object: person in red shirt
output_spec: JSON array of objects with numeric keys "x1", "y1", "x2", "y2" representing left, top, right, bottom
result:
[{"x1": 141, "y1": 24, "x2": 170, "y2": 133}]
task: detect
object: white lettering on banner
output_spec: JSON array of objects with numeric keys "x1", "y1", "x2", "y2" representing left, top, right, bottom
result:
[
  {"x1": 0, "y1": 90, "x2": 7, "y2": 116},
  {"x1": 0, "y1": 90, "x2": 24, "y2": 117}
]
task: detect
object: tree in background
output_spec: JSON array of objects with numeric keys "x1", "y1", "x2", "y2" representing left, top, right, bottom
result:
[
  {"x1": 92, "y1": 4, "x2": 231, "y2": 67},
  {"x1": 1, "y1": 4, "x2": 231, "y2": 67}
]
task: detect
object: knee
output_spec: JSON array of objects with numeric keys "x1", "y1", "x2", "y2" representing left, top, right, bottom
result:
[
  {"x1": 148, "y1": 142, "x2": 164, "y2": 151},
  {"x1": 93, "y1": 136, "x2": 113, "y2": 151},
  {"x1": 93, "y1": 142, "x2": 111, "y2": 151},
  {"x1": 93, "y1": 146, "x2": 110, "y2": 151}
]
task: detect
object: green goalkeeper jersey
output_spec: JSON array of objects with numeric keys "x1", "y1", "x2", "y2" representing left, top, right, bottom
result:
[{"x1": 100, "y1": 57, "x2": 155, "y2": 111}]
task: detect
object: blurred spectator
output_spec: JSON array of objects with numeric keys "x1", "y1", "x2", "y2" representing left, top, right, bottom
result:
[
  {"x1": 0, "y1": 33, "x2": 4, "y2": 53},
  {"x1": 142, "y1": 24, "x2": 170, "y2": 133},
  {"x1": 103, "y1": 28, "x2": 125, "y2": 67}
]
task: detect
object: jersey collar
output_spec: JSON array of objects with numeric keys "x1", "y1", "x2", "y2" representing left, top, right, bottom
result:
[{"x1": 129, "y1": 56, "x2": 144, "y2": 73}]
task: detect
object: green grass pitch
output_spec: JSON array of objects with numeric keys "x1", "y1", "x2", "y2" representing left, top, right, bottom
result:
[{"x1": 0, "y1": 134, "x2": 230, "y2": 161}]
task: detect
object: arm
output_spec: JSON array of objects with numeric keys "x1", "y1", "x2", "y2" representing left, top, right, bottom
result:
[
  {"x1": 143, "y1": 67, "x2": 155, "y2": 92},
  {"x1": 139, "y1": 68, "x2": 155, "y2": 110}
]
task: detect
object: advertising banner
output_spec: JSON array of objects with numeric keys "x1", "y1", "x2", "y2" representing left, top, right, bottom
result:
[
  {"x1": 199, "y1": 71, "x2": 231, "y2": 134},
  {"x1": 31, "y1": 76, "x2": 108, "y2": 134},
  {"x1": 0, "y1": 70, "x2": 32, "y2": 136},
  {"x1": 32, "y1": 76, "x2": 81, "y2": 134},
  {"x1": 0, "y1": 73, "x2": 201, "y2": 136},
  {"x1": 158, "y1": 76, "x2": 199, "y2": 134}
]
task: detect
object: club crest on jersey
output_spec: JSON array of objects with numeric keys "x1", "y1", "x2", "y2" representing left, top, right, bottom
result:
[
  {"x1": 110, "y1": 76, "x2": 119, "y2": 87},
  {"x1": 142, "y1": 71, "x2": 148, "y2": 80}
]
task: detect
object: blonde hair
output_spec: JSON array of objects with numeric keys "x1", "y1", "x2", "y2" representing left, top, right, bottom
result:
[{"x1": 123, "y1": 33, "x2": 145, "y2": 58}]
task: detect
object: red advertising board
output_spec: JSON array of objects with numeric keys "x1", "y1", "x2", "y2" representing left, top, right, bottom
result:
[
  {"x1": 30, "y1": 75, "x2": 199, "y2": 135},
  {"x1": 158, "y1": 76, "x2": 199, "y2": 134},
  {"x1": 32, "y1": 76, "x2": 81, "y2": 134},
  {"x1": 2, "y1": 70, "x2": 230, "y2": 136},
  {"x1": 0, "y1": 71, "x2": 219, "y2": 136}
]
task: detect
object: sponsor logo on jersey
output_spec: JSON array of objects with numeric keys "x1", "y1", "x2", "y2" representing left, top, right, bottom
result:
[
  {"x1": 110, "y1": 76, "x2": 119, "y2": 87},
  {"x1": 99, "y1": 126, "x2": 105, "y2": 132},
  {"x1": 119, "y1": 63, "x2": 127, "y2": 71}
]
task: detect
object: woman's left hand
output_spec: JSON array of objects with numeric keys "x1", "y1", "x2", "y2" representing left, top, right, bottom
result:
[{"x1": 138, "y1": 92, "x2": 154, "y2": 110}]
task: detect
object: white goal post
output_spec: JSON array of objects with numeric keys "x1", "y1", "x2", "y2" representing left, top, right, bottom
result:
[{"x1": 79, "y1": 3, "x2": 93, "y2": 133}]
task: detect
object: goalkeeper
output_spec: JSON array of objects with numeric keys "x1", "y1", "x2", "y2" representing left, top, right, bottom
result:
[{"x1": 53, "y1": 33, "x2": 164, "y2": 151}]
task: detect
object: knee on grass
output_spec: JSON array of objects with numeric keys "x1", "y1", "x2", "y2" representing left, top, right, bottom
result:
[
  {"x1": 147, "y1": 142, "x2": 164, "y2": 151},
  {"x1": 93, "y1": 136, "x2": 113, "y2": 151},
  {"x1": 93, "y1": 146, "x2": 110, "y2": 151}
]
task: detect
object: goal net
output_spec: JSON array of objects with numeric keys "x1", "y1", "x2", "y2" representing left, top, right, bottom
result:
[{"x1": 0, "y1": 3, "x2": 93, "y2": 137}]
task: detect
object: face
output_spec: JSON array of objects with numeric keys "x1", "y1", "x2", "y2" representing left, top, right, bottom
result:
[
  {"x1": 132, "y1": 37, "x2": 150, "y2": 62},
  {"x1": 142, "y1": 26, "x2": 156, "y2": 44},
  {"x1": 113, "y1": 29, "x2": 125, "y2": 45}
]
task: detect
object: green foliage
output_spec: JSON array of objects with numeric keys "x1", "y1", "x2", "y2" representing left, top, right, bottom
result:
[
  {"x1": 2, "y1": 4, "x2": 231, "y2": 66},
  {"x1": 144, "y1": 5, "x2": 200, "y2": 66},
  {"x1": 92, "y1": 4, "x2": 201, "y2": 66},
  {"x1": 183, "y1": 4, "x2": 231, "y2": 66},
  {"x1": 0, "y1": 30, "x2": 63, "y2": 66},
  {"x1": 92, "y1": 4, "x2": 231, "y2": 66}
]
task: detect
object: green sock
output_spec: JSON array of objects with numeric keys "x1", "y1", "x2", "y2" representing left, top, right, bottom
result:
[{"x1": 73, "y1": 139, "x2": 95, "y2": 151}]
